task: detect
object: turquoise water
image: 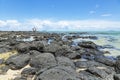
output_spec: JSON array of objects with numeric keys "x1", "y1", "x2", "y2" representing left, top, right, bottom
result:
[
  {"x1": 94, "y1": 32, "x2": 120, "y2": 57},
  {"x1": 72, "y1": 31, "x2": 120, "y2": 57}
]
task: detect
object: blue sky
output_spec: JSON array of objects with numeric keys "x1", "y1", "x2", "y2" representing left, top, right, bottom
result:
[{"x1": 0, "y1": 0, "x2": 120, "y2": 31}]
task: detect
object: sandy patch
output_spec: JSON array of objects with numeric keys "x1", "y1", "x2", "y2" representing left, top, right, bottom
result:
[{"x1": 0, "y1": 65, "x2": 30, "y2": 80}]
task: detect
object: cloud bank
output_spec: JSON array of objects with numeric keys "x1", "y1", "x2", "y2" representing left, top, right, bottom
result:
[
  {"x1": 101, "y1": 14, "x2": 112, "y2": 17},
  {"x1": 0, "y1": 19, "x2": 120, "y2": 31}
]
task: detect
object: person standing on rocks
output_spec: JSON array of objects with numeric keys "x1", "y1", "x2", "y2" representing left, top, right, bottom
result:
[{"x1": 32, "y1": 27, "x2": 37, "y2": 33}]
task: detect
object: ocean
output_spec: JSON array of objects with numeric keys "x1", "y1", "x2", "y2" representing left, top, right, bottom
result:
[{"x1": 72, "y1": 31, "x2": 120, "y2": 57}]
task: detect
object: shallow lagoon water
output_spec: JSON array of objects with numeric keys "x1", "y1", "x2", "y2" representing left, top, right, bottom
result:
[{"x1": 73, "y1": 31, "x2": 120, "y2": 57}]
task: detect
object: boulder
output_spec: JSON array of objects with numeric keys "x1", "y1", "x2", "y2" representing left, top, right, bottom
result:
[
  {"x1": 114, "y1": 74, "x2": 120, "y2": 80},
  {"x1": 5, "y1": 54, "x2": 30, "y2": 70},
  {"x1": 117, "y1": 55, "x2": 120, "y2": 60},
  {"x1": 95, "y1": 56, "x2": 115, "y2": 67},
  {"x1": 28, "y1": 50, "x2": 42, "y2": 58},
  {"x1": 44, "y1": 43, "x2": 61, "y2": 53},
  {"x1": 78, "y1": 41, "x2": 98, "y2": 49},
  {"x1": 86, "y1": 67, "x2": 109, "y2": 79},
  {"x1": 30, "y1": 53, "x2": 57, "y2": 69},
  {"x1": 21, "y1": 67, "x2": 37, "y2": 77},
  {"x1": 70, "y1": 46, "x2": 81, "y2": 51},
  {"x1": 35, "y1": 66, "x2": 80, "y2": 80},
  {"x1": 115, "y1": 59, "x2": 120, "y2": 73},
  {"x1": 56, "y1": 57, "x2": 75, "y2": 69},
  {"x1": 16, "y1": 43, "x2": 30, "y2": 53},
  {"x1": 77, "y1": 47, "x2": 103, "y2": 57},
  {"x1": 29, "y1": 41, "x2": 45, "y2": 52},
  {"x1": 79, "y1": 71, "x2": 101, "y2": 80},
  {"x1": 55, "y1": 45, "x2": 77, "y2": 58}
]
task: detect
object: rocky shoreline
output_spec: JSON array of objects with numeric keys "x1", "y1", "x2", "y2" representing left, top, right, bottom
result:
[{"x1": 0, "y1": 31, "x2": 120, "y2": 80}]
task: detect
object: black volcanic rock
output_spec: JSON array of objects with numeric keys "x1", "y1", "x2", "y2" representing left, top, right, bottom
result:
[
  {"x1": 44, "y1": 43, "x2": 61, "y2": 53},
  {"x1": 95, "y1": 56, "x2": 115, "y2": 67},
  {"x1": 28, "y1": 50, "x2": 42, "y2": 58},
  {"x1": 75, "y1": 61, "x2": 106, "y2": 68},
  {"x1": 30, "y1": 53, "x2": 57, "y2": 69},
  {"x1": 56, "y1": 56, "x2": 75, "y2": 69},
  {"x1": 5, "y1": 54, "x2": 30, "y2": 70},
  {"x1": 29, "y1": 41, "x2": 45, "y2": 52},
  {"x1": 114, "y1": 74, "x2": 120, "y2": 80},
  {"x1": 115, "y1": 59, "x2": 120, "y2": 74},
  {"x1": 21, "y1": 67, "x2": 37, "y2": 77},
  {"x1": 16, "y1": 42, "x2": 30, "y2": 53},
  {"x1": 86, "y1": 67, "x2": 109, "y2": 79},
  {"x1": 35, "y1": 66, "x2": 80, "y2": 80},
  {"x1": 78, "y1": 41, "x2": 98, "y2": 49},
  {"x1": 55, "y1": 45, "x2": 81, "y2": 59}
]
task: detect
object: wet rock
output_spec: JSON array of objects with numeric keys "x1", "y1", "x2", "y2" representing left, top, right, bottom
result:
[
  {"x1": 30, "y1": 53, "x2": 57, "y2": 69},
  {"x1": 114, "y1": 74, "x2": 120, "y2": 80},
  {"x1": 101, "y1": 45, "x2": 115, "y2": 49},
  {"x1": 56, "y1": 57, "x2": 75, "y2": 69},
  {"x1": 88, "y1": 36, "x2": 98, "y2": 40},
  {"x1": 115, "y1": 59, "x2": 120, "y2": 74},
  {"x1": 35, "y1": 66, "x2": 80, "y2": 80},
  {"x1": 78, "y1": 41, "x2": 98, "y2": 49},
  {"x1": 95, "y1": 56, "x2": 115, "y2": 67},
  {"x1": 117, "y1": 55, "x2": 120, "y2": 60},
  {"x1": 5, "y1": 54, "x2": 30, "y2": 70}
]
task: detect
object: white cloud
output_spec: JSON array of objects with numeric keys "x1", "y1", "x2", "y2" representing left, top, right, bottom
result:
[
  {"x1": 101, "y1": 14, "x2": 112, "y2": 17},
  {"x1": 0, "y1": 19, "x2": 120, "y2": 31},
  {"x1": 89, "y1": 11, "x2": 96, "y2": 14}
]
